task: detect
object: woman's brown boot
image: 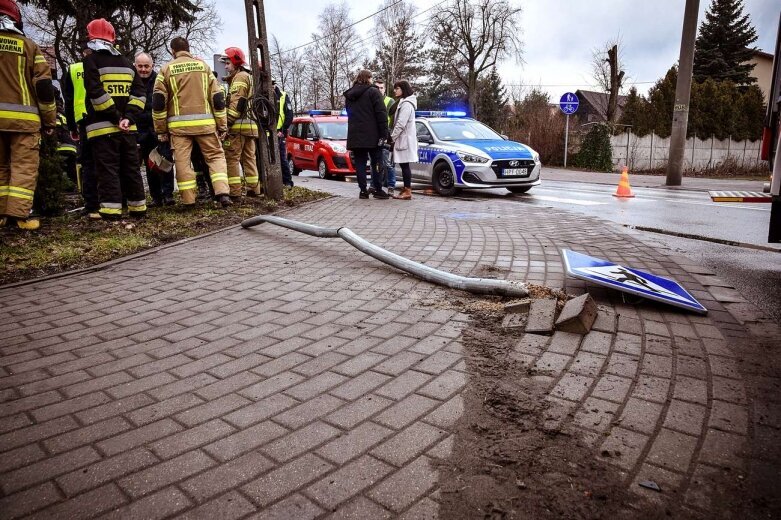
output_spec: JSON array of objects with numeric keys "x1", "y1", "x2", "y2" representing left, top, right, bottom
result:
[{"x1": 394, "y1": 187, "x2": 411, "y2": 200}]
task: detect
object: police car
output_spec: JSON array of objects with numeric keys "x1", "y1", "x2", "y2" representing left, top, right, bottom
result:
[
  {"x1": 287, "y1": 110, "x2": 354, "y2": 178},
  {"x1": 412, "y1": 111, "x2": 541, "y2": 195}
]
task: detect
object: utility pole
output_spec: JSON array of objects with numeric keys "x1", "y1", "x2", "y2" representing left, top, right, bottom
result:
[
  {"x1": 666, "y1": 0, "x2": 700, "y2": 186},
  {"x1": 244, "y1": 0, "x2": 283, "y2": 201}
]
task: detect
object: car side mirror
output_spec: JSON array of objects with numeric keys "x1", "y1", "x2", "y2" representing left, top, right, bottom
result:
[
  {"x1": 500, "y1": 134, "x2": 509, "y2": 140},
  {"x1": 418, "y1": 135, "x2": 433, "y2": 144}
]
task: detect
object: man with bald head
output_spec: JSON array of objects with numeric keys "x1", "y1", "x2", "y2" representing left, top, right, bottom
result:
[{"x1": 134, "y1": 51, "x2": 174, "y2": 206}]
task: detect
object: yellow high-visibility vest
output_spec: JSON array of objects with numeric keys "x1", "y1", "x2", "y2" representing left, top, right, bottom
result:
[
  {"x1": 69, "y1": 62, "x2": 87, "y2": 123},
  {"x1": 383, "y1": 96, "x2": 394, "y2": 126},
  {"x1": 277, "y1": 90, "x2": 287, "y2": 131}
]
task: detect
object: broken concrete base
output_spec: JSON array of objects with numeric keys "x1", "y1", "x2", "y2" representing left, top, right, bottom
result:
[
  {"x1": 504, "y1": 298, "x2": 531, "y2": 314},
  {"x1": 501, "y1": 313, "x2": 528, "y2": 329},
  {"x1": 555, "y1": 293, "x2": 597, "y2": 334}
]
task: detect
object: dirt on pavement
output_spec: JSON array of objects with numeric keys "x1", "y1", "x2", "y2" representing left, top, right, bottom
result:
[{"x1": 425, "y1": 293, "x2": 666, "y2": 519}]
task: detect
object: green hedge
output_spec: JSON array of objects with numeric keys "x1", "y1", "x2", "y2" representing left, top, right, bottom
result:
[{"x1": 574, "y1": 123, "x2": 613, "y2": 172}]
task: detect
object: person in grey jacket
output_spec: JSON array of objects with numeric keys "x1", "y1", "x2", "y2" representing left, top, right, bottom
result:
[{"x1": 390, "y1": 80, "x2": 417, "y2": 200}]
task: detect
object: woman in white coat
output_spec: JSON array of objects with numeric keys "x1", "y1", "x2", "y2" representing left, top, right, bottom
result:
[{"x1": 390, "y1": 80, "x2": 417, "y2": 200}]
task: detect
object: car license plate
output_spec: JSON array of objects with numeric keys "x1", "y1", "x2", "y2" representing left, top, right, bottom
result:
[{"x1": 503, "y1": 168, "x2": 528, "y2": 177}]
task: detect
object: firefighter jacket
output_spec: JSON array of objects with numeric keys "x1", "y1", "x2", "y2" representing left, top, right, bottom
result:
[
  {"x1": 226, "y1": 68, "x2": 257, "y2": 137},
  {"x1": 62, "y1": 61, "x2": 87, "y2": 133},
  {"x1": 82, "y1": 50, "x2": 146, "y2": 140},
  {"x1": 0, "y1": 29, "x2": 56, "y2": 133},
  {"x1": 153, "y1": 51, "x2": 227, "y2": 136}
]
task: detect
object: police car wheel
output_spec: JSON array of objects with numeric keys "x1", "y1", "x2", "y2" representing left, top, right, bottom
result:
[
  {"x1": 507, "y1": 186, "x2": 532, "y2": 194},
  {"x1": 432, "y1": 162, "x2": 458, "y2": 196},
  {"x1": 318, "y1": 159, "x2": 331, "y2": 179}
]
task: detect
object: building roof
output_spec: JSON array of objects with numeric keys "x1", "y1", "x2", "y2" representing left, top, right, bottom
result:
[
  {"x1": 750, "y1": 49, "x2": 774, "y2": 61},
  {"x1": 576, "y1": 89, "x2": 629, "y2": 122}
]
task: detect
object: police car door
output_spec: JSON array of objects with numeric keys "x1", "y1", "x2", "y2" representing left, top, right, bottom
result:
[{"x1": 413, "y1": 122, "x2": 434, "y2": 181}]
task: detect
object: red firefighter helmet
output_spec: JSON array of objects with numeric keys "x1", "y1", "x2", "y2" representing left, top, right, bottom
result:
[
  {"x1": 223, "y1": 47, "x2": 246, "y2": 67},
  {"x1": 0, "y1": 0, "x2": 21, "y2": 24},
  {"x1": 87, "y1": 18, "x2": 116, "y2": 43}
]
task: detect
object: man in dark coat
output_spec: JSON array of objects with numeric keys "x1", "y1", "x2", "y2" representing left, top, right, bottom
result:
[
  {"x1": 134, "y1": 52, "x2": 174, "y2": 206},
  {"x1": 344, "y1": 69, "x2": 388, "y2": 199}
]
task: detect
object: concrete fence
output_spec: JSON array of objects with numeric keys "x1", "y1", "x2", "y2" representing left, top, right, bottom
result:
[{"x1": 609, "y1": 132, "x2": 764, "y2": 171}]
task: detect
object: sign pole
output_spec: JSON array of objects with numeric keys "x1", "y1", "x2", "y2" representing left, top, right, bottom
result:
[{"x1": 564, "y1": 114, "x2": 569, "y2": 168}]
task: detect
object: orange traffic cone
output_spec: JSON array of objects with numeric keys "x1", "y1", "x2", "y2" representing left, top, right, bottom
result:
[{"x1": 613, "y1": 166, "x2": 635, "y2": 198}]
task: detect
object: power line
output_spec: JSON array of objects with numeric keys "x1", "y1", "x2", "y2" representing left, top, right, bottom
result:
[
  {"x1": 505, "y1": 81, "x2": 655, "y2": 88},
  {"x1": 272, "y1": 0, "x2": 404, "y2": 56},
  {"x1": 272, "y1": 0, "x2": 448, "y2": 57}
]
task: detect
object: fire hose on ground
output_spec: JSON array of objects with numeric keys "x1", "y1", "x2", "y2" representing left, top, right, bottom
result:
[{"x1": 241, "y1": 215, "x2": 529, "y2": 298}]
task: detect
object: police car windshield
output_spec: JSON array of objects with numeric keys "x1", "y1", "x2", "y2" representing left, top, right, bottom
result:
[
  {"x1": 429, "y1": 120, "x2": 502, "y2": 141},
  {"x1": 317, "y1": 122, "x2": 348, "y2": 140}
]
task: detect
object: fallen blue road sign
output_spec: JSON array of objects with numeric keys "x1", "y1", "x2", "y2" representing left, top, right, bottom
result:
[{"x1": 561, "y1": 249, "x2": 708, "y2": 314}]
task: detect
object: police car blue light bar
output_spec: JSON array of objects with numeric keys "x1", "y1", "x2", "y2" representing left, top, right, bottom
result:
[
  {"x1": 415, "y1": 110, "x2": 468, "y2": 118},
  {"x1": 308, "y1": 110, "x2": 345, "y2": 116}
]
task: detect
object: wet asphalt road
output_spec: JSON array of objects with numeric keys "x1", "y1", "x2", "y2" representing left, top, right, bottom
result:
[{"x1": 298, "y1": 171, "x2": 781, "y2": 322}]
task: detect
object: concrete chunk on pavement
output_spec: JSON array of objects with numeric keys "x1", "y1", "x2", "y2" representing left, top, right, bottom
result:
[
  {"x1": 504, "y1": 298, "x2": 531, "y2": 314},
  {"x1": 555, "y1": 294, "x2": 597, "y2": 335},
  {"x1": 501, "y1": 313, "x2": 527, "y2": 329},
  {"x1": 525, "y1": 299, "x2": 557, "y2": 334}
]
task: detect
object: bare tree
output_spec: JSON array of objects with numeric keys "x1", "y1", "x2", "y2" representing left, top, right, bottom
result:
[
  {"x1": 591, "y1": 39, "x2": 627, "y2": 124},
  {"x1": 428, "y1": 0, "x2": 523, "y2": 116},
  {"x1": 372, "y1": 0, "x2": 426, "y2": 86},
  {"x1": 308, "y1": 2, "x2": 362, "y2": 109},
  {"x1": 270, "y1": 35, "x2": 309, "y2": 113},
  {"x1": 21, "y1": 0, "x2": 221, "y2": 75}
]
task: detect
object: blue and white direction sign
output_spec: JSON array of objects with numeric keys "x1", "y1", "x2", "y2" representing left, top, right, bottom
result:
[
  {"x1": 561, "y1": 249, "x2": 708, "y2": 314},
  {"x1": 559, "y1": 92, "x2": 579, "y2": 115}
]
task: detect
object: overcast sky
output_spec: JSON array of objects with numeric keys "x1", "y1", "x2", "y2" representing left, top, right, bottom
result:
[{"x1": 212, "y1": 0, "x2": 779, "y2": 100}]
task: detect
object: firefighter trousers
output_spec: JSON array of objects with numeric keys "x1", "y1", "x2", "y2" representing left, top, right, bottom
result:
[
  {"x1": 224, "y1": 134, "x2": 260, "y2": 197},
  {"x1": 171, "y1": 133, "x2": 229, "y2": 204},
  {"x1": 78, "y1": 121, "x2": 99, "y2": 213},
  {"x1": 90, "y1": 133, "x2": 147, "y2": 219},
  {"x1": 0, "y1": 131, "x2": 40, "y2": 220}
]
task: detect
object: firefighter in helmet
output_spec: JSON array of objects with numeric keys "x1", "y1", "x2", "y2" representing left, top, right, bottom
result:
[
  {"x1": 82, "y1": 18, "x2": 147, "y2": 220},
  {"x1": 221, "y1": 47, "x2": 260, "y2": 198},
  {"x1": 153, "y1": 36, "x2": 232, "y2": 208},
  {"x1": 0, "y1": 0, "x2": 57, "y2": 230}
]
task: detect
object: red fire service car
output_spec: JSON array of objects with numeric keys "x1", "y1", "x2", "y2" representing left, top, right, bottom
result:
[{"x1": 286, "y1": 110, "x2": 355, "y2": 178}]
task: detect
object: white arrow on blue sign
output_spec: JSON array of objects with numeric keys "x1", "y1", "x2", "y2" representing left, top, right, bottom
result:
[
  {"x1": 560, "y1": 249, "x2": 708, "y2": 314},
  {"x1": 559, "y1": 92, "x2": 579, "y2": 115}
]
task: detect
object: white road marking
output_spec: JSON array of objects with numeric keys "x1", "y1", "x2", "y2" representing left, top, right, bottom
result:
[{"x1": 531, "y1": 195, "x2": 607, "y2": 206}]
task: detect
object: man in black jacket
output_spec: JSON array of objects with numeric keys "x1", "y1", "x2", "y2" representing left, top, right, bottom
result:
[
  {"x1": 134, "y1": 52, "x2": 173, "y2": 206},
  {"x1": 344, "y1": 70, "x2": 388, "y2": 199}
]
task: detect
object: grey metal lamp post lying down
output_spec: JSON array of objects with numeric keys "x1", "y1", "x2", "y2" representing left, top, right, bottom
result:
[{"x1": 241, "y1": 215, "x2": 528, "y2": 298}]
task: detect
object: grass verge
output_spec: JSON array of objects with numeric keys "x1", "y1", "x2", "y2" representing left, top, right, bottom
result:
[{"x1": 1, "y1": 187, "x2": 330, "y2": 285}]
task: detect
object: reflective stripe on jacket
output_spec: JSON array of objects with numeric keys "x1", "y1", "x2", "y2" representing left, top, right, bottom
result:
[
  {"x1": 0, "y1": 31, "x2": 56, "y2": 132},
  {"x1": 153, "y1": 51, "x2": 227, "y2": 136},
  {"x1": 226, "y1": 69, "x2": 257, "y2": 136},
  {"x1": 82, "y1": 51, "x2": 145, "y2": 140}
]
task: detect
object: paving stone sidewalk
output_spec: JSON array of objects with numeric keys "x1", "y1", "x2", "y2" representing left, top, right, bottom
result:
[{"x1": 1, "y1": 180, "x2": 779, "y2": 519}]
